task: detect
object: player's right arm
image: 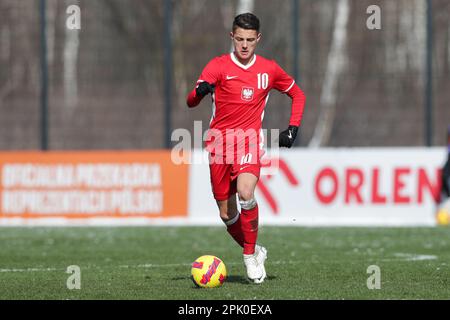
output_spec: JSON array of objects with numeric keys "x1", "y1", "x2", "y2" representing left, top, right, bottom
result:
[{"x1": 186, "y1": 58, "x2": 221, "y2": 108}]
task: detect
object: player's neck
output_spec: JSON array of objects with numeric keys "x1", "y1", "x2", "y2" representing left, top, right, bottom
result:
[{"x1": 233, "y1": 52, "x2": 255, "y2": 66}]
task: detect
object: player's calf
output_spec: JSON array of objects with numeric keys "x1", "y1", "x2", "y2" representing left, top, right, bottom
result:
[{"x1": 239, "y1": 198, "x2": 259, "y2": 255}]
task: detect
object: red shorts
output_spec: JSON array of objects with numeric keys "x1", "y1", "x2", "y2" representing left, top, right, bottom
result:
[{"x1": 209, "y1": 154, "x2": 261, "y2": 201}]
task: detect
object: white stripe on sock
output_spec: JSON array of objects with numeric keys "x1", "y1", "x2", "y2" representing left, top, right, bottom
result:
[{"x1": 224, "y1": 212, "x2": 240, "y2": 226}]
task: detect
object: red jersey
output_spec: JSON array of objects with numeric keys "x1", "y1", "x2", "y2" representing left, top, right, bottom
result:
[{"x1": 187, "y1": 53, "x2": 305, "y2": 158}]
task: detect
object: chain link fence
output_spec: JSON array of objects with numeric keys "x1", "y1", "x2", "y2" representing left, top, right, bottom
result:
[{"x1": 0, "y1": 0, "x2": 449, "y2": 150}]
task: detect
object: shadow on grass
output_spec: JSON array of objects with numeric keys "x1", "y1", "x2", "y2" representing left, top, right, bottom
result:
[
  {"x1": 170, "y1": 275, "x2": 277, "y2": 286},
  {"x1": 223, "y1": 275, "x2": 278, "y2": 283}
]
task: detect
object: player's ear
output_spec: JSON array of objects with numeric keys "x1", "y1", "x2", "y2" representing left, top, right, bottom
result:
[
  {"x1": 230, "y1": 32, "x2": 234, "y2": 40},
  {"x1": 256, "y1": 33, "x2": 262, "y2": 42}
]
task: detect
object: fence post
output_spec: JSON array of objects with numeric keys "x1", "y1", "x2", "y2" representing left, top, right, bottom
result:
[
  {"x1": 292, "y1": 0, "x2": 299, "y2": 83},
  {"x1": 425, "y1": 0, "x2": 433, "y2": 146},
  {"x1": 293, "y1": 0, "x2": 301, "y2": 146},
  {"x1": 39, "y1": 0, "x2": 49, "y2": 150},
  {"x1": 163, "y1": 0, "x2": 173, "y2": 149}
]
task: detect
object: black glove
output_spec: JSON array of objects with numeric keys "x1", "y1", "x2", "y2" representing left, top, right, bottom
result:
[
  {"x1": 196, "y1": 81, "x2": 214, "y2": 98},
  {"x1": 279, "y1": 126, "x2": 299, "y2": 148}
]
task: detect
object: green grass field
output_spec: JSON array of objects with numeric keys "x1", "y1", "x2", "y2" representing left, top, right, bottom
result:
[{"x1": 0, "y1": 226, "x2": 449, "y2": 300}]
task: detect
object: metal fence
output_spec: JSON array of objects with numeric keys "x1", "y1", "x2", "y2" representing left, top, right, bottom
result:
[{"x1": 0, "y1": 0, "x2": 449, "y2": 150}]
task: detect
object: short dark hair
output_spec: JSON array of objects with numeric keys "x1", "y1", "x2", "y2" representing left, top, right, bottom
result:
[{"x1": 232, "y1": 13, "x2": 260, "y2": 32}]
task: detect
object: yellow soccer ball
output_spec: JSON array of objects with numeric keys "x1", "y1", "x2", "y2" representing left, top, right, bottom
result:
[
  {"x1": 437, "y1": 208, "x2": 450, "y2": 226},
  {"x1": 191, "y1": 255, "x2": 227, "y2": 288},
  {"x1": 437, "y1": 198, "x2": 450, "y2": 226}
]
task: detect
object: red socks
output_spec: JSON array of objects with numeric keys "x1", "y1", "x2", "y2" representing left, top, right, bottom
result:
[
  {"x1": 240, "y1": 204, "x2": 259, "y2": 255},
  {"x1": 224, "y1": 204, "x2": 259, "y2": 255},
  {"x1": 226, "y1": 214, "x2": 244, "y2": 248}
]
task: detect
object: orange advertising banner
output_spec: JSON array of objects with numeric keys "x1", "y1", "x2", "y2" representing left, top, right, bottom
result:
[{"x1": 0, "y1": 151, "x2": 188, "y2": 219}]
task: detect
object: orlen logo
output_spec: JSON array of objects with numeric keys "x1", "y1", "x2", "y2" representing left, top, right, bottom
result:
[
  {"x1": 241, "y1": 87, "x2": 254, "y2": 101},
  {"x1": 315, "y1": 166, "x2": 442, "y2": 205},
  {"x1": 256, "y1": 159, "x2": 442, "y2": 214},
  {"x1": 257, "y1": 158, "x2": 299, "y2": 214}
]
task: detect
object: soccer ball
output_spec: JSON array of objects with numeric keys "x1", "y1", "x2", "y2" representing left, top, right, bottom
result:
[
  {"x1": 191, "y1": 255, "x2": 227, "y2": 288},
  {"x1": 436, "y1": 198, "x2": 450, "y2": 226}
]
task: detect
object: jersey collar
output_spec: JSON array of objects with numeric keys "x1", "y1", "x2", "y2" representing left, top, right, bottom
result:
[{"x1": 230, "y1": 52, "x2": 257, "y2": 70}]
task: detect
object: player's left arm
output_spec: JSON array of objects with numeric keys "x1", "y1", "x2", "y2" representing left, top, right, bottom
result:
[{"x1": 272, "y1": 62, "x2": 306, "y2": 148}]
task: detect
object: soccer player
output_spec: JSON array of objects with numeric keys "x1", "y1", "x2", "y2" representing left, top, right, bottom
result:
[{"x1": 186, "y1": 13, "x2": 306, "y2": 283}]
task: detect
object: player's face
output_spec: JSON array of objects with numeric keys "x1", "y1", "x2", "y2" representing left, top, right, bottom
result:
[{"x1": 230, "y1": 28, "x2": 261, "y2": 64}]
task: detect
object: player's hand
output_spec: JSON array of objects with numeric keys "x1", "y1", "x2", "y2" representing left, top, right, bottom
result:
[
  {"x1": 279, "y1": 126, "x2": 299, "y2": 148},
  {"x1": 196, "y1": 81, "x2": 215, "y2": 98}
]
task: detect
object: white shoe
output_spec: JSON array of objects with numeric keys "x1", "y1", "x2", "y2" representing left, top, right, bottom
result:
[
  {"x1": 243, "y1": 253, "x2": 263, "y2": 283},
  {"x1": 254, "y1": 245, "x2": 267, "y2": 283}
]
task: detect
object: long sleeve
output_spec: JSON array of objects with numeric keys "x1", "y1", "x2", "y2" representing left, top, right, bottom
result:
[
  {"x1": 272, "y1": 61, "x2": 306, "y2": 127},
  {"x1": 285, "y1": 83, "x2": 306, "y2": 127},
  {"x1": 186, "y1": 86, "x2": 202, "y2": 108},
  {"x1": 186, "y1": 57, "x2": 221, "y2": 108}
]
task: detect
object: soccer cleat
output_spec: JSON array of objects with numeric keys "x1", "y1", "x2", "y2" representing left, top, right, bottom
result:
[
  {"x1": 254, "y1": 245, "x2": 267, "y2": 283},
  {"x1": 243, "y1": 252, "x2": 264, "y2": 283}
]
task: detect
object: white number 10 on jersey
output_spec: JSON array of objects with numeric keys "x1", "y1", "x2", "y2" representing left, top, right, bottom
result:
[{"x1": 257, "y1": 73, "x2": 269, "y2": 90}]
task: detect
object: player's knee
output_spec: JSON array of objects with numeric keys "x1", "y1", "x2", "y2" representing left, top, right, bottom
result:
[
  {"x1": 220, "y1": 210, "x2": 238, "y2": 223},
  {"x1": 218, "y1": 204, "x2": 237, "y2": 221},
  {"x1": 219, "y1": 209, "x2": 230, "y2": 221},
  {"x1": 239, "y1": 197, "x2": 257, "y2": 210},
  {"x1": 237, "y1": 187, "x2": 254, "y2": 202},
  {"x1": 238, "y1": 187, "x2": 256, "y2": 210}
]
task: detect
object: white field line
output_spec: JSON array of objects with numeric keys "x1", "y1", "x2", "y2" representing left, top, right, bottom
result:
[
  {"x1": 0, "y1": 254, "x2": 437, "y2": 273},
  {"x1": 383, "y1": 253, "x2": 438, "y2": 262},
  {"x1": 0, "y1": 267, "x2": 60, "y2": 273},
  {"x1": 119, "y1": 260, "x2": 300, "y2": 269},
  {"x1": 0, "y1": 260, "x2": 299, "y2": 273}
]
